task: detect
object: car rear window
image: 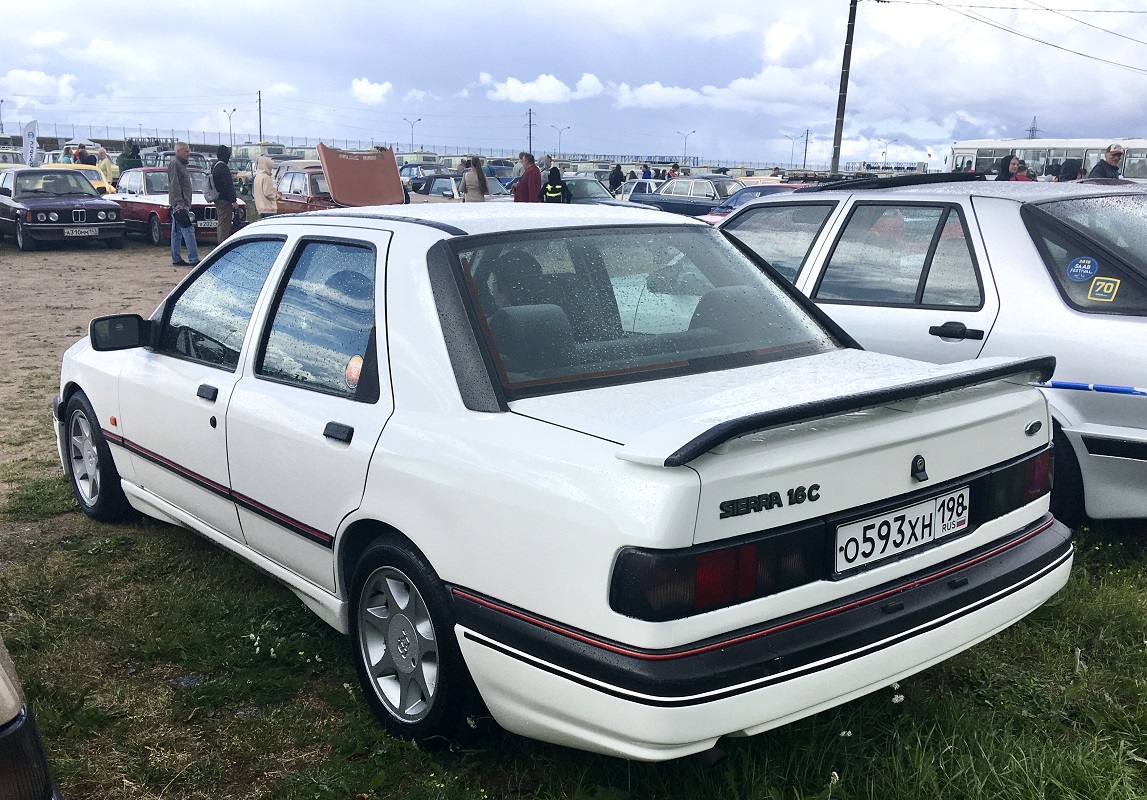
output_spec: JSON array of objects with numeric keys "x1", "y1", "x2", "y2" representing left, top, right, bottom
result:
[
  {"x1": 455, "y1": 226, "x2": 838, "y2": 395},
  {"x1": 1025, "y1": 194, "x2": 1147, "y2": 315},
  {"x1": 722, "y1": 202, "x2": 837, "y2": 282}
]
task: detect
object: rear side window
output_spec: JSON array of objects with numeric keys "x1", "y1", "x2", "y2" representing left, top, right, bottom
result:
[
  {"x1": 722, "y1": 203, "x2": 836, "y2": 283},
  {"x1": 814, "y1": 204, "x2": 982, "y2": 308},
  {"x1": 257, "y1": 240, "x2": 380, "y2": 400},
  {"x1": 1024, "y1": 197, "x2": 1147, "y2": 316}
]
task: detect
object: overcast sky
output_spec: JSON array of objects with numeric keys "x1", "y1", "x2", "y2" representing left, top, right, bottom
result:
[{"x1": 2, "y1": 0, "x2": 1145, "y2": 168}]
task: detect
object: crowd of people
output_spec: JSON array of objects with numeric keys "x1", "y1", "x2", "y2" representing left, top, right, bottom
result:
[{"x1": 992, "y1": 142, "x2": 1125, "y2": 183}]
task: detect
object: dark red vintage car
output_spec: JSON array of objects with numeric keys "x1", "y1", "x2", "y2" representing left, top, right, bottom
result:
[
  {"x1": 275, "y1": 143, "x2": 406, "y2": 214},
  {"x1": 111, "y1": 167, "x2": 247, "y2": 245}
]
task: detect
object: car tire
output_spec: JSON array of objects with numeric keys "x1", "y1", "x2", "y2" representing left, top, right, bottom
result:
[
  {"x1": 148, "y1": 214, "x2": 164, "y2": 246},
  {"x1": 1050, "y1": 421, "x2": 1086, "y2": 528},
  {"x1": 349, "y1": 539, "x2": 471, "y2": 741},
  {"x1": 15, "y1": 222, "x2": 36, "y2": 252},
  {"x1": 63, "y1": 391, "x2": 131, "y2": 522},
  {"x1": 106, "y1": 235, "x2": 126, "y2": 250}
]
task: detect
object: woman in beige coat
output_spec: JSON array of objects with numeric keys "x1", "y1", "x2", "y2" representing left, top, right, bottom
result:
[
  {"x1": 459, "y1": 155, "x2": 488, "y2": 202},
  {"x1": 254, "y1": 156, "x2": 281, "y2": 218}
]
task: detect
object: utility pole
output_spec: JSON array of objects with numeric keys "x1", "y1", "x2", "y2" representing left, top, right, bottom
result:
[
  {"x1": 257, "y1": 90, "x2": 262, "y2": 142},
  {"x1": 803, "y1": 129, "x2": 810, "y2": 170},
  {"x1": 527, "y1": 108, "x2": 535, "y2": 155},
  {"x1": 830, "y1": 0, "x2": 859, "y2": 175},
  {"x1": 0, "y1": 99, "x2": 5, "y2": 135}
]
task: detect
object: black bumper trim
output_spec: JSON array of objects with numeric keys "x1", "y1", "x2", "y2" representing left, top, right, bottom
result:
[
  {"x1": 453, "y1": 516, "x2": 1071, "y2": 706},
  {"x1": 1082, "y1": 435, "x2": 1147, "y2": 462}
]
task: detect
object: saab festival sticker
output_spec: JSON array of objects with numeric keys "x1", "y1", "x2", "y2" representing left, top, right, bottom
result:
[
  {"x1": 1087, "y1": 276, "x2": 1121, "y2": 302},
  {"x1": 1066, "y1": 256, "x2": 1099, "y2": 283},
  {"x1": 345, "y1": 355, "x2": 363, "y2": 389}
]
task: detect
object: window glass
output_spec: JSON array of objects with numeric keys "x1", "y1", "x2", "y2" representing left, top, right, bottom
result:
[
  {"x1": 722, "y1": 203, "x2": 835, "y2": 283},
  {"x1": 456, "y1": 227, "x2": 837, "y2": 392},
  {"x1": 145, "y1": 172, "x2": 168, "y2": 194},
  {"x1": 816, "y1": 205, "x2": 952, "y2": 305},
  {"x1": 1122, "y1": 151, "x2": 1147, "y2": 179},
  {"x1": 1027, "y1": 196, "x2": 1147, "y2": 315},
  {"x1": 159, "y1": 239, "x2": 284, "y2": 369},
  {"x1": 258, "y1": 241, "x2": 378, "y2": 398},
  {"x1": 921, "y1": 212, "x2": 981, "y2": 306},
  {"x1": 691, "y1": 181, "x2": 714, "y2": 198}
]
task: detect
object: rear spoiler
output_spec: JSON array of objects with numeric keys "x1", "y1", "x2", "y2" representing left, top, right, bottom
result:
[{"x1": 617, "y1": 356, "x2": 1055, "y2": 468}]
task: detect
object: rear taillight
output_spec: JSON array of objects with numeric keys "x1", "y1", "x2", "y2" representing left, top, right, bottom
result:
[
  {"x1": 1025, "y1": 448, "x2": 1052, "y2": 504},
  {"x1": 610, "y1": 521, "x2": 827, "y2": 621}
]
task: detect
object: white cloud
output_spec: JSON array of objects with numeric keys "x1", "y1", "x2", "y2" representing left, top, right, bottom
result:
[
  {"x1": 615, "y1": 82, "x2": 706, "y2": 109},
  {"x1": 265, "y1": 82, "x2": 298, "y2": 97},
  {"x1": 572, "y1": 74, "x2": 604, "y2": 99},
  {"x1": 29, "y1": 31, "x2": 68, "y2": 47},
  {"x1": 0, "y1": 69, "x2": 77, "y2": 104},
  {"x1": 404, "y1": 88, "x2": 441, "y2": 103},
  {"x1": 481, "y1": 73, "x2": 574, "y2": 104},
  {"x1": 68, "y1": 39, "x2": 154, "y2": 75},
  {"x1": 350, "y1": 77, "x2": 392, "y2": 104}
]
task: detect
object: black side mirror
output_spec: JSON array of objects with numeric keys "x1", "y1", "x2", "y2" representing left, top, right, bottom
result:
[{"x1": 90, "y1": 314, "x2": 150, "y2": 351}]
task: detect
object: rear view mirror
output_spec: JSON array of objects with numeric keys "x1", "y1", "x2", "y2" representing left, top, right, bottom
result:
[{"x1": 90, "y1": 314, "x2": 150, "y2": 351}]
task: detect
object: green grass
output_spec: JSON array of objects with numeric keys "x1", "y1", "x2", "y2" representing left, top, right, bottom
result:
[{"x1": 1, "y1": 377, "x2": 1145, "y2": 798}]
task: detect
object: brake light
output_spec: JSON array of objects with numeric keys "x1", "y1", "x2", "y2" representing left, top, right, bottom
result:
[{"x1": 1024, "y1": 448, "x2": 1052, "y2": 504}]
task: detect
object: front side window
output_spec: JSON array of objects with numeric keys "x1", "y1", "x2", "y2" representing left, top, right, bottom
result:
[
  {"x1": 1025, "y1": 195, "x2": 1147, "y2": 315},
  {"x1": 158, "y1": 239, "x2": 285, "y2": 369},
  {"x1": 257, "y1": 240, "x2": 379, "y2": 399},
  {"x1": 145, "y1": 172, "x2": 168, "y2": 194},
  {"x1": 814, "y1": 204, "x2": 981, "y2": 308},
  {"x1": 722, "y1": 203, "x2": 836, "y2": 283},
  {"x1": 456, "y1": 227, "x2": 837, "y2": 394}
]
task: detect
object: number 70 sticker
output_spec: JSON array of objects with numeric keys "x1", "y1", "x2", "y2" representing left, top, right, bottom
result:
[{"x1": 1088, "y1": 276, "x2": 1120, "y2": 302}]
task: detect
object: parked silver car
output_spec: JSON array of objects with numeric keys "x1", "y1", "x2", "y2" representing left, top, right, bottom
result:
[
  {"x1": 0, "y1": 638, "x2": 61, "y2": 798},
  {"x1": 718, "y1": 178, "x2": 1147, "y2": 524}
]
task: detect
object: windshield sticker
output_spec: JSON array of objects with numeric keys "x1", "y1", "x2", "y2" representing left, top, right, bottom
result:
[
  {"x1": 1066, "y1": 256, "x2": 1099, "y2": 283},
  {"x1": 1087, "y1": 277, "x2": 1120, "y2": 303},
  {"x1": 345, "y1": 355, "x2": 363, "y2": 389}
]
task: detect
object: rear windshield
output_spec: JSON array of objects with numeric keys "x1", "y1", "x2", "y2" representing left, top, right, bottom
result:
[
  {"x1": 1025, "y1": 194, "x2": 1147, "y2": 315},
  {"x1": 455, "y1": 226, "x2": 838, "y2": 394}
]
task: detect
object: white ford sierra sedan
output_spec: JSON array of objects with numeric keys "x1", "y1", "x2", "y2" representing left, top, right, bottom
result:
[{"x1": 55, "y1": 204, "x2": 1072, "y2": 760}]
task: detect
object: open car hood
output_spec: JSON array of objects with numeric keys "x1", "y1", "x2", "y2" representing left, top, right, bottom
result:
[{"x1": 317, "y1": 142, "x2": 404, "y2": 207}]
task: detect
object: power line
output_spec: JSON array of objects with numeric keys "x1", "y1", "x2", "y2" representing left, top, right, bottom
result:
[
  {"x1": 919, "y1": 0, "x2": 1147, "y2": 74},
  {"x1": 874, "y1": 0, "x2": 1147, "y2": 11},
  {"x1": 1022, "y1": 0, "x2": 1147, "y2": 47}
]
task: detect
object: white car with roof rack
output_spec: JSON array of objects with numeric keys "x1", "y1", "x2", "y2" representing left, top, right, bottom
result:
[
  {"x1": 54, "y1": 203, "x2": 1071, "y2": 760},
  {"x1": 718, "y1": 174, "x2": 1147, "y2": 524}
]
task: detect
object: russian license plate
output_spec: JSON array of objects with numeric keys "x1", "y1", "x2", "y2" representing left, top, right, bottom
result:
[
  {"x1": 196, "y1": 219, "x2": 218, "y2": 228},
  {"x1": 835, "y1": 487, "x2": 970, "y2": 573},
  {"x1": 63, "y1": 227, "x2": 98, "y2": 236}
]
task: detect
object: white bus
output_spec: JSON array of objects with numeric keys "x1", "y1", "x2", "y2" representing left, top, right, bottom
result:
[{"x1": 948, "y1": 137, "x2": 1147, "y2": 180}]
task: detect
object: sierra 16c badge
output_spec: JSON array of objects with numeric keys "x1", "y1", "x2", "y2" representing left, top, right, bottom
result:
[{"x1": 720, "y1": 484, "x2": 820, "y2": 519}]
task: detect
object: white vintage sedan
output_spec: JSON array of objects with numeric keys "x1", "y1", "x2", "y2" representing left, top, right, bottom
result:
[
  {"x1": 718, "y1": 179, "x2": 1147, "y2": 524},
  {"x1": 55, "y1": 204, "x2": 1071, "y2": 760}
]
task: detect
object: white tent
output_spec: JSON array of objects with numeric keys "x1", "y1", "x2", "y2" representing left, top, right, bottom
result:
[{"x1": 64, "y1": 137, "x2": 98, "y2": 148}]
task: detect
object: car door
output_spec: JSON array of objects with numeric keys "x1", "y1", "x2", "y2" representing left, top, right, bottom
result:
[
  {"x1": 799, "y1": 201, "x2": 999, "y2": 363},
  {"x1": 277, "y1": 173, "x2": 307, "y2": 214},
  {"x1": 116, "y1": 237, "x2": 288, "y2": 542},
  {"x1": 226, "y1": 233, "x2": 393, "y2": 591}
]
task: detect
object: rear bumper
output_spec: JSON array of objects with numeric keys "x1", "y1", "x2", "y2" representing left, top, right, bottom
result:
[{"x1": 453, "y1": 516, "x2": 1072, "y2": 760}]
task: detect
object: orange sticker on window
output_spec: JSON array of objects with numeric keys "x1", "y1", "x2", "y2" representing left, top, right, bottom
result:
[{"x1": 345, "y1": 355, "x2": 363, "y2": 389}]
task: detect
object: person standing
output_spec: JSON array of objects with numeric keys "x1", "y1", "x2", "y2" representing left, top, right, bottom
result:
[
  {"x1": 608, "y1": 164, "x2": 624, "y2": 194},
  {"x1": 513, "y1": 152, "x2": 542, "y2": 202},
  {"x1": 512, "y1": 151, "x2": 527, "y2": 179},
  {"x1": 1087, "y1": 143, "x2": 1124, "y2": 179},
  {"x1": 212, "y1": 144, "x2": 239, "y2": 241},
  {"x1": 994, "y1": 154, "x2": 1018, "y2": 181},
  {"x1": 118, "y1": 144, "x2": 142, "y2": 173},
  {"x1": 539, "y1": 167, "x2": 571, "y2": 203},
  {"x1": 60, "y1": 146, "x2": 74, "y2": 164},
  {"x1": 254, "y1": 156, "x2": 281, "y2": 218},
  {"x1": 168, "y1": 142, "x2": 199, "y2": 266},
  {"x1": 459, "y1": 155, "x2": 489, "y2": 202},
  {"x1": 641, "y1": 164, "x2": 652, "y2": 179},
  {"x1": 1055, "y1": 158, "x2": 1084, "y2": 183},
  {"x1": 80, "y1": 146, "x2": 98, "y2": 166},
  {"x1": 96, "y1": 148, "x2": 115, "y2": 186}
]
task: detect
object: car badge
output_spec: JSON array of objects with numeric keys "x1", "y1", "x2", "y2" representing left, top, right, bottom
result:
[{"x1": 911, "y1": 455, "x2": 929, "y2": 483}]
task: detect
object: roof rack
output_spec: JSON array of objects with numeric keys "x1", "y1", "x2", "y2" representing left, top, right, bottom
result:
[{"x1": 793, "y1": 172, "x2": 983, "y2": 193}]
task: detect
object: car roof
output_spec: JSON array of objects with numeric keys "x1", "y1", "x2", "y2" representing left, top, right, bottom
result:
[
  {"x1": 759, "y1": 180, "x2": 1147, "y2": 204},
  {"x1": 290, "y1": 202, "x2": 700, "y2": 236}
]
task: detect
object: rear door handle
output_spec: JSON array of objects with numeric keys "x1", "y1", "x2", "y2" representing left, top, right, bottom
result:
[{"x1": 928, "y1": 321, "x2": 984, "y2": 341}]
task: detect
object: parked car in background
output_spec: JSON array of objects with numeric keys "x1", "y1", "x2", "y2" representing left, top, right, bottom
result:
[
  {"x1": 140, "y1": 149, "x2": 211, "y2": 170},
  {"x1": 0, "y1": 148, "x2": 27, "y2": 169},
  {"x1": 617, "y1": 178, "x2": 663, "y2": 200},
  {"x1": 57, "y1": 203, "x2": 1069, "y2": 761},
  {"x1": 0, "y1": 167, "x2": 125, "y2": 250},
  {"x1": 563, "y1": 176, "x2": 640, "y2": 207},
  {"x1": 43, "y1": 162, "x2": 115, "y2": 194},
  {"x1": 398, "y1": 162, "x2": 453, "y2": 192},
  {"x1": 276, "y1": 144, "x2": 405, "y2": 213},
  {"x1": 277, "y1": 166, "x2": 338, "y2": 214},
  {"x1": 411, "y1": 172, "x2": 513, "y2": 202},
  {"x1": 627, "y1": 175, "x2": 744, "y2": 216},
  {"x1": 572, "y1": 169, "x2": 612, "y2": 183},
  {"x1": 113, "y1": 166, "x2": 246, "y2": 245},
  {"x1": 0, "y1": 638, "x2": 61, "y2": 799},
  {"x1": 718, "y1": 177, "x2": 1147, "y2": 523},
  {"x1": 696, "y1": 183, "x2": 801, "y2": 224},
  {"x1": 229, "y1": 155, "x2": 254, "y2": 194}
]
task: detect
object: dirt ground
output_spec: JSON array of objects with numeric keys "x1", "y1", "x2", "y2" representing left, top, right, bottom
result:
[{"x1": 0, "y1": 237, "x2": 211, "y2": 507}]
